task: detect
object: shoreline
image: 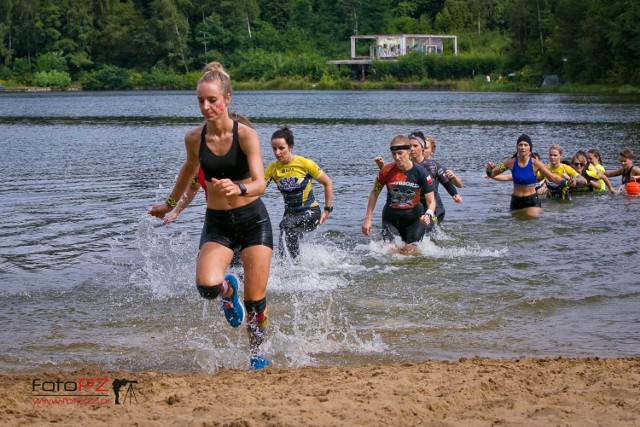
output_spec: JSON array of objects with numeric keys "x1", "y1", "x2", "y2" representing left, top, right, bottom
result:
[
  {"x1": 3, "y1": 356, "x2": 639, "y2": 426},
  {"x1": 2, "y1": 83, "x2": 640, "y2": 95}
]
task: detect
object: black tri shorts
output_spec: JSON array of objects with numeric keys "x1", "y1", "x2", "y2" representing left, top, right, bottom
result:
[
  {"x1": 509, "y1": 193, "x2": 541, "y2": 211},
  {"x1": 200, "y1": 198, "x2": 273, "y2": 250},
  {"x1": 381, "y1": 205, "x2": 425, "y2": 245}
]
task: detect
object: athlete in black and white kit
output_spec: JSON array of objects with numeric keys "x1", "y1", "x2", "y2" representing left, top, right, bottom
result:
[
  {"x1": 363, "y1": 135, "x2": 437, "y2": 255},
  {"x1": 149, "y1": 62, "x2": 272, "y2": 371}
]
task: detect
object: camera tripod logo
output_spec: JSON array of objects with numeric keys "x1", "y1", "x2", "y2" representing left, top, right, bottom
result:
[{"x1": 112, "y1": 379, "x2": 138, "y2": 404}]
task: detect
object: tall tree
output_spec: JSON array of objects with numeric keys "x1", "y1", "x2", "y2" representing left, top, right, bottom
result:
[
  {"x1": 0, "y1": 0, "x2": 14, "y2": 65},
  {"x1": 93, "y1": 0, "x2": 154, "y2": 69},
  {"x1": 413, "y1": 0, "x2": 447, "y2": 23},
  {"x1": 502, "y1": 0, "x2": 552, "y2": 71},
  {"x1": 259, "y1": 0, "x2": 296, "y2": 30},
  {"x1": 607, "y1": 0, "x2": 640, "y2": 84},
  {"x1": 468, "y1": 0, "x2": 504, "y2": 34},
  {"x1": 546, "y1": 0, "x2": 587, "y2": 81},
  {"x1": 60, "y1": 0, "x2": 94, "y2": 74},
  {"x1": 148, "y1": 0, "x2": 191, "y2": 72},
  {"x1": 10, "y1": 0, "x2": 38, "y2": 65},
  {"x1": 434, "y1": 0, "x2": 473, "y2": 33}
]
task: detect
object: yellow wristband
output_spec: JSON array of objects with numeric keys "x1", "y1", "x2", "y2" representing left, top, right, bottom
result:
[{"x1": 165, "y1": 196, "x2": 178, "y2": 208}]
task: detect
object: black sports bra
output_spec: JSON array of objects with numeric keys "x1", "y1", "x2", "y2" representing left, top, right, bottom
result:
[{"x1": 199, "y1": 121, "x2": 250, "y2": 181}]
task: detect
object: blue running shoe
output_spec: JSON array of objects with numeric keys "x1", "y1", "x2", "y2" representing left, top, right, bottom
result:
[
  {"x1": 220, "y1": 274, "x2": 245, "y2": 328},
  {"x1": 250, "y1": 355, "x2": 271, "y2": 371}
]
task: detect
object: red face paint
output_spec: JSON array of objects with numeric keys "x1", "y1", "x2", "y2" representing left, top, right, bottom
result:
[{"x1": 213, "y1": 102, "x2": 225, "y2": 113}]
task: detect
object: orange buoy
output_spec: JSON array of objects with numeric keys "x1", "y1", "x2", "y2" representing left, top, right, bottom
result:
[{"x1": 626, "y1": 181, "x2": 640, "y2": 195}]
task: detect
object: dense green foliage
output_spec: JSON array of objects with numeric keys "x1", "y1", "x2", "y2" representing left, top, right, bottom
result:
[{"x1": 0, "y1": 0, "x2": 639, "y2": 90}]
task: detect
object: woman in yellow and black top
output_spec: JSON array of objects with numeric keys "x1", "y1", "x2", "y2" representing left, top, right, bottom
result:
[
  {"x1": 540, "y1": 144, "x2": 587, "y2": 199},
  {"x1": 570, "y1": 150, "x2": 616, "y2": 194},
  {"x1": 265, "y1": 126, "x2": 333, "y2": 259}
]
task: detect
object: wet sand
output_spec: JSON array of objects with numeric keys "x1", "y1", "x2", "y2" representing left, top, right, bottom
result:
[{"x1": 2, "y1": 357, "x2": 639, "y2": 426}]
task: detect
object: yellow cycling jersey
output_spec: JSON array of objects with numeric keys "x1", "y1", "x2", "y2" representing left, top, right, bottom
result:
[
  {"x1": 587, "y1": 164, "x2": 606, "y2": 192},
  {"x1": 546, "y1": 163, "x2": 579, "y2": 178},
  {"x1": 265, "y1": 155, "x2": 324, "y2": 212}
]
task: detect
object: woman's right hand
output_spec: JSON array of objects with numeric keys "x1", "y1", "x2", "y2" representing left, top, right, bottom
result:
[
  {"x1": 374, "y1": 156, "x2": 384, "y2": 169},
  {"x1": 148, "y1": 203, "x2": 172, "y2": 219},
  {"x1": 361, "y1": 218, "x2": 372, "y2": 236}
]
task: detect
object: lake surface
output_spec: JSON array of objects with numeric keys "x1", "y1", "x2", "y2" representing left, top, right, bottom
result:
[{"x1": 1, "y1": 90, "x2": 639, "y2": 373}]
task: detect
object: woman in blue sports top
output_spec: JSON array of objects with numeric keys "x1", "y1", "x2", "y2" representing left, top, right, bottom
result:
[
  {"x1": 148, "y1": 61, "x2": 272, "y2": 370},
  {"x1": 486, "y1": 134, "x2": 571, "y2": 217},
  {"x1": 265, "y1": 126, "x2": 334, "y2": 260}
]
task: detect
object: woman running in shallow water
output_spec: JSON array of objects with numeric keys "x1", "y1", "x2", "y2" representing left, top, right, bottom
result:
[
  {"x1": 603, "y1": 148, "x2": 640, "y2": 186},
  {"x1": 363, "y1": 135, "x2": 436, "y2": 255},
  {"x1": 486, "y1": 134, "x2": 573, "y2": 218},
  {"x1": 265, "y1": 126, "x2": 334, "y2": 260},
  {"x1": 148, "y1": 62, "x2": 272, "y2": 370},
  {"x1": 375, "y1": 132, "x2": 461, "y2": 226}
]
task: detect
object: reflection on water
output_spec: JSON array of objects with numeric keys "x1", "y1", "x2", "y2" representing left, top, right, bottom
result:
[{"x1": 0, "y1": 91, "x2": 639, "y2": 373}]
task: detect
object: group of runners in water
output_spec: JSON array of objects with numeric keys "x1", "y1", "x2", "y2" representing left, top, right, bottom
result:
[
  {"x1": 486, "y1": 134, "x2": 640, "y2": 217},
  {"x1": 363, "y1": 131, "x2": 463, "y2": 255},
  {"x1": 147, "y1": 61, "x2": 640, "y2": 370}
]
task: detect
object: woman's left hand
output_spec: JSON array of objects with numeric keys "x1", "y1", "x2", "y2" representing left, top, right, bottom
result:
[
  {"x1": 148, "y1": 203, "x2": 172, "y2": 219},
  {"x1": 420, "y1": 214, "x2": 432, "y2": 225}
]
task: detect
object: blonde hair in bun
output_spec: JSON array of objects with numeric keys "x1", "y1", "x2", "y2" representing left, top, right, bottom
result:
[{"x1": 198, "y1": 61, "x2": 232, "y2": 95}]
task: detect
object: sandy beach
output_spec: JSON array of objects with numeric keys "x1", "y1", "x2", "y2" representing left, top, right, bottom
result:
[{"x1": 2, "y1": 357, "x2": 639, "y2": 426}]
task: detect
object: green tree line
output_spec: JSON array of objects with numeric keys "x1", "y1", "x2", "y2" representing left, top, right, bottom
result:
[{"x1": 0, "y1": 0, "x2": 638, "y2": 89}]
